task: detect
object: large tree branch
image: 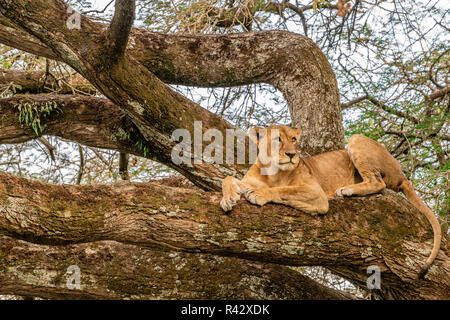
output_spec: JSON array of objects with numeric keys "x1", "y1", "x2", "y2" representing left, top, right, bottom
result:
[
  {"x1": 0, "y1": 1, "x2": 344, "y2": 157},
  {"x1": 0, "y1": 68, "x2": 97, "y2": 95},
  {"x1": 0, "y1": 19, "x2": 56, "y2": 59},
  {"x1": 104, "y1": 0, "x2": 135, "y2": 61},
  {"x1": 0, "y1": 0, "x2": 248, "y2": 191},
  {"x1": 0, "y1": 171, "x2": 448, "y2": 299},
  {"x1": 0, "y1": 235, "x2": 353, "y2": 300},
  {"x1": 0, "y1": 94, "x2": 141, "y2": 150},
  {"x1": 0, "y1": 94, "x2": 236, "y2": 188}
]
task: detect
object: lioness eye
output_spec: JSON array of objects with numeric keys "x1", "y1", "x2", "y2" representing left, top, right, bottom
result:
[
  {"x1": 292, "y1": 137, "x2": 297, "y2": 142},
  {"x1": 278, "y1": 137, "x2": 282, "y2": 142}
]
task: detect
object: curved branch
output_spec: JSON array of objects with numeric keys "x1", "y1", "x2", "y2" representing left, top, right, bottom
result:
[{"x1": 0, "y1": 0, "x2": 344, "y2": 156}]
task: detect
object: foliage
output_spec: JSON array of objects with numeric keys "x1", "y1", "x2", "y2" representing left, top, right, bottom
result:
[{"x1": 17, "y1": 101, "x2": 60, "y2": 135}]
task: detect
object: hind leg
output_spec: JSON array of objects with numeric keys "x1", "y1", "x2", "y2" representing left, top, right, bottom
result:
[
  {"x1": 335, "y1": 135, "x2": 387, "y2": 197},
  {"x1": 335, "y1": 178, "x2": 386, "y2": 197}
]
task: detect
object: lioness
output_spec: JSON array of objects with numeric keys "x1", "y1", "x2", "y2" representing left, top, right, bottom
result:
[{"x1": 220, "y1": 125, "x2": 441, "y2": 278}]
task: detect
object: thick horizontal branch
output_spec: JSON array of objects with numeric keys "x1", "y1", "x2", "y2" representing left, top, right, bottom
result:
[
  {"x1": 0, "y1": 68, "x2": 97, "y2": 95},
  {"x1": 0, "y1": 19, "x2": 56, "y2": 59},
  {"x1": 0, "y1": 94, "x2": 139, "y2": 149},
  {"x1": 0, "y1": 94, "x2": 238, "y2": 189},
  {"x1": 0, "y1": 171, "x2": 448, "y2": 299},
  {"x1": 0, "y1": 236, "x2": 352, "y2": 300}
]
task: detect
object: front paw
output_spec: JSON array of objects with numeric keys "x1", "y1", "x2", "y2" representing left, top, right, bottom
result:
[
  {"x1": 335, "y1": 187, "x2": 354, "y2": 197},
  {"x1": 220, "y1": 177, "x2": 242, "y2": 212},
  {"x1": 220, "y1": 194, "x2": 239, "y2": 212},
  {"x1": 244, "y1": 188, "x2": 271, "y2": 206}
]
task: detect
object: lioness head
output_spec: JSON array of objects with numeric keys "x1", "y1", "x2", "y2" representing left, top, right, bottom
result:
[{"x1": 249, "y1": 125, "x2": 302, "y2": 172}]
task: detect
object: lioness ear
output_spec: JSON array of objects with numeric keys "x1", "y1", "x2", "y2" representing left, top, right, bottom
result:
[
  {"x1": 249, "y1": 126, "x2": 265, "y2": 145},
  {"x1": 292, "y1": 127, "x2": 302, "y2": 140}
]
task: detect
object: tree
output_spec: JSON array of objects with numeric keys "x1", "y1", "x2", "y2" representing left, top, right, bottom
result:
[{"x1": 0, "y1": 0, "x2": 448, "y2": 300}]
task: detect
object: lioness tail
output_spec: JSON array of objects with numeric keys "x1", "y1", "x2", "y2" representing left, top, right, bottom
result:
[{"x1": 400, "y1": 179, "x2": 441, "y2": 278}]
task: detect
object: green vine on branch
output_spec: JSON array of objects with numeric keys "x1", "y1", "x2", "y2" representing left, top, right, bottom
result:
[{"x1": 17, "y1": 100, "x2": 61, "y2": 135}]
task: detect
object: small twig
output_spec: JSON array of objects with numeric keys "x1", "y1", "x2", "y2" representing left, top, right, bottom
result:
[
  {"x1": 82, "y1": 0, "x2": 115, "y2": 15},
  {"x1": 76, "y1": 144, "x2": 85, "y2": 185},
  {"x1": 119, "y1": 152, "x2": 130, "y2": 181},
  {"x1": 0, "y1": 161, "x2": 19, "y2": 166},
  {"x1": 37, "y1": 137, "x2": 56, "y2": 162},
  {"x1": 88, "y1": 148, "x2": 110, "y2": 167}
]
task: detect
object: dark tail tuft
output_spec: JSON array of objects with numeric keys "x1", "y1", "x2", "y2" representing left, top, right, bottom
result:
[{"x1": 418, "y1": 266, "x2": 428, "y2": 279}]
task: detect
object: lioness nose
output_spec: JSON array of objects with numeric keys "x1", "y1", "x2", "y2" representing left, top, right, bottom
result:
[{"x1": 285, "y1": 152, "x2": 296, "y2": 159}]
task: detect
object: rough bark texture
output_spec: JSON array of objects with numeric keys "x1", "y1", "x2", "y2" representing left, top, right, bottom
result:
[
  {"x1": 0, "y1": 0, "x2": 447, "y2": 301},
  {"x1": 0, "y1": 94, "x2": 163, "y2": 163},
  {"x1": 0, "y1": 236, "x2": 353, "y2": 300},
  {"x1": 0, "y1": 69, "x2": 97, "y2": 95},
  {"x1": 0, "y1": 0, "x2": 344, "y2": 157},
  {"x1": 0, "y1": 171, "x2": 448, "y2": 299}
]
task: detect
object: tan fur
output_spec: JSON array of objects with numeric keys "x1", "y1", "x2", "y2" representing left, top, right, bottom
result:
[{"x1": 221, "y1": 125, "x2": 442, "y2": 278}]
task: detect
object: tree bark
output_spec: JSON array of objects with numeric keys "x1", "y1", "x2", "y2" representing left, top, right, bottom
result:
[
  {"x1": 0, "y1": 171, "x2": 448, "y2": 299},
  {"x1": 0, "y1": 94, "x2": 158, "y2": 161},
  {"x1": 0, "y1": 236, "x2": 353, "y2": 300},
  {"x1": 0, "y1": 0, "x2": 344, "y2": 156},
  {"x1": 0, "y1": 68, "x2": 97, "y2": 95},
  {"x1": 0, "y1": 0, "x2": 447, "y2": 301}
]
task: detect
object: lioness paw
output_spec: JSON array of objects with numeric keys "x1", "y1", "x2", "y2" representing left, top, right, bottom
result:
[
  {"x1": 335, "y1": 187, "x2": 354, "y2": 197},
  {"x1": 221, "y1": 176, "x2": 243, "y2": 212},
  {"x1": 220, "y1": 191, "x2": 240, "y2": 212},
  {"x1": 220, "y1": 197, "x2": 233, "y2": 212},
  {"x1": 245, "y1": 189, "x2": 270, "y2": 206}
]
